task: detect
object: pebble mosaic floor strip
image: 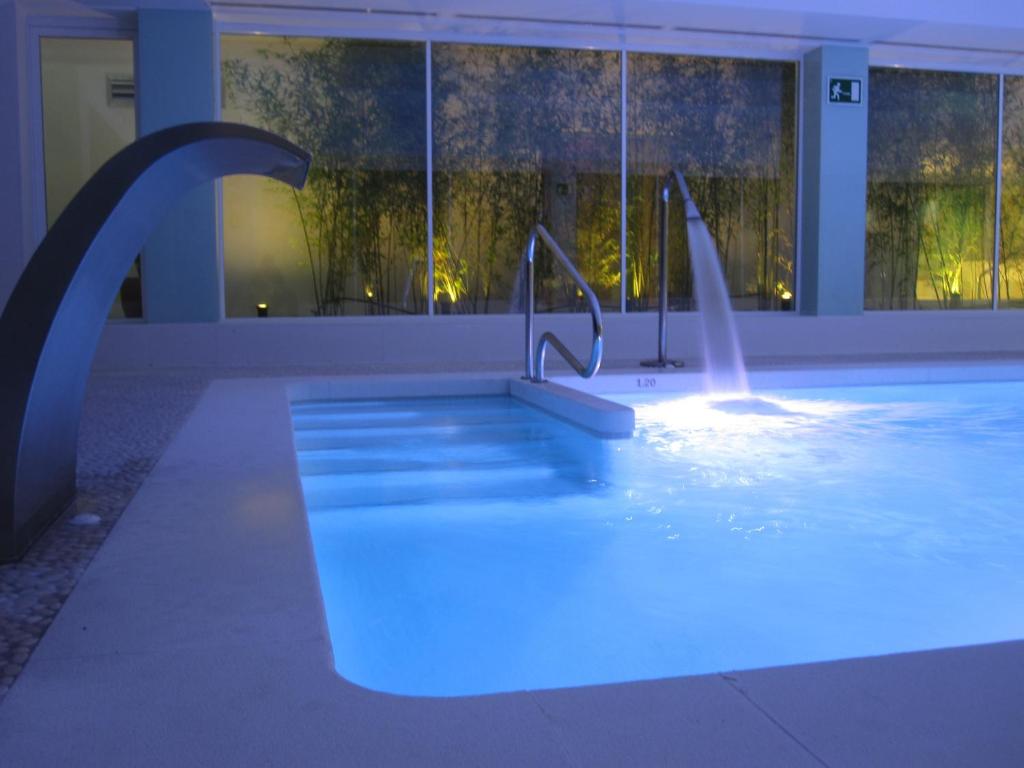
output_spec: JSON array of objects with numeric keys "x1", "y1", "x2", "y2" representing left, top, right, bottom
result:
[{"x1": 0, "y1": 372, "x2": 208, "y2": 701}]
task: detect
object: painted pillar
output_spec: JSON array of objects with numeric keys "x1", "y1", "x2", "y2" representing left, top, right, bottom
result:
[
  {"x1": 0, "y1": 1, "x2": 28, "y2": 313},
  {"x1": 137, "y1": 9, "x2": 220, "y2": 322},
  {"x1": 799, "y1": 46, "x2": 869, "y2": 315}
]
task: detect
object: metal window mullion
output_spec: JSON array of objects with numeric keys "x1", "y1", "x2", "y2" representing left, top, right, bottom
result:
[
  {"x1": 426, "y1": 40, "x2": 435, "y2": 317},
  {"x1": 620, "y1": 50, "x2": 628, "y2": 314},
  {"x1": 794, "y1": 59, "x2": 804, "y2": 314},
  {"x1": 212, "y1": 31, "x2": 226, "y2": 320},
  {"x1": 992, "y1": 73, "x2": 1005, "y2": 310}
]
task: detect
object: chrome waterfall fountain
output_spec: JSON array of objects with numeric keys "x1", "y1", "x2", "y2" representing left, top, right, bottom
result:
[{"x1": 642, "y1": 169, "x2": 749, "y2": 395}]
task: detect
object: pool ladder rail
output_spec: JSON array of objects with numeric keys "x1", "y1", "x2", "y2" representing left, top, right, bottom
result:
[
  {"x1": 641, "y1": 167, "x2": 697, "y2": 369},
  {"x1": 521, "y1": 224, "x2": 604, "y2": 383}
]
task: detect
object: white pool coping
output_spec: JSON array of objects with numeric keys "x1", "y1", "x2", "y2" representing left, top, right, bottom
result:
[
  {"x1": 0, "y1": 367, "x2": 1022, "y2": 765},
  {"x1": 554, "y1": 360, "x2": 1024, "y2": 395}
]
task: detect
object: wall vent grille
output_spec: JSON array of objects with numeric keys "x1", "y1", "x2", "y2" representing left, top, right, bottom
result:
[{"x1": 107, "y1": 75, "x2": 135, "y2": 105}]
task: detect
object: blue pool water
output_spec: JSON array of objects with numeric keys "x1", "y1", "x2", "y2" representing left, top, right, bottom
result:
[{"x1": 292, "y1": 381, "x2": 1024, "y2": 696}]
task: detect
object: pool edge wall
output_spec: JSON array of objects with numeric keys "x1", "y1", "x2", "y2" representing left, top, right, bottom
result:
[{"x1": 94, "y1": 312, "x2": 1024, "y2": 372}]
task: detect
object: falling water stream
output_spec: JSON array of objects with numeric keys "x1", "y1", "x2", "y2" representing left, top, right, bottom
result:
[
  {"x1": 678, "y1": 182, "x2": 750, "y2": 396},
  {"x1": 686, "y1": 213, "x2": 750, "y2": 395}
]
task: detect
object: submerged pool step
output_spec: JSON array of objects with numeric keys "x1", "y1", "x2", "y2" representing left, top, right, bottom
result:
[
  {"x1": 304, "y1": 461, "x2": 555, "y2": 492},
  {"x1": 292, "y1": 396, "x2": 513, "y2": 416},
  {"x1": 288, "y1": 399, "x2": 528, "y2": 423},
  {"x1": 309, "y1": 493, "x2": 607, "y2": 526},
  {"x1": 302, "y1": 466, "x2": 594, "y2": 511},
  {"x1": 297, "y1": 439, "x2": 529, "y2": 466},
  {"x1": 291, "y1": 409, "x2": 545, "y2": 433},
  {"x1": 298, "y1": 453, "x2": 550, "y2": 477},
  {"x1": 292, "y1": 422, "x2": 559, "y2": 452}
]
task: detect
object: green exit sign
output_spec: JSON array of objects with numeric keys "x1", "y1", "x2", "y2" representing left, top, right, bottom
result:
[{"x1": 828, "y1": 77, "x2": 862, "y2": 104}]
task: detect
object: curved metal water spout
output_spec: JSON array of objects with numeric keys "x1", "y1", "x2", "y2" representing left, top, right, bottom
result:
[
  {"x1": 0, "y1": 122, "x2": 311, "y2": 561},
  {"x1": 521, "y1": 224, "x2": 603, "y2": 382},
  {"x1": 641, "y1": 168, "x2": 698, "y2": 368}
]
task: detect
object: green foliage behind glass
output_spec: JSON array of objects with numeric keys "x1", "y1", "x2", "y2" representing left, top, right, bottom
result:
[
  {"x1": 627, "y1": 54, "x2": 797, "y2": 311},
  {"x1": 865, "y1": 68, "x2": 997, "y2": 310},
  {"x1": 432, "y1": 44, "x2": 621, "y2": 314},
  {"x1": 224, "y1": 36, "x2": 427, "y2": 316},
  {"x1": 1000, "y1": 76, "x2": 1024, "y2": 307}
]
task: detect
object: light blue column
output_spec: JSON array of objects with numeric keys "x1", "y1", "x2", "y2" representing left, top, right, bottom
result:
[
  {"x1": 137, "y1": 9, "x2": 219, "y2": 322},
  {"x1": 799, "y1": 46, "x2": 869, "y2": 316}
]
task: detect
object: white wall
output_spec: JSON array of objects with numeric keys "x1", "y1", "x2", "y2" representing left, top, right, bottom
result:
[{"x1": 39, "y1": 37, "x2": 135, "y2": 227}]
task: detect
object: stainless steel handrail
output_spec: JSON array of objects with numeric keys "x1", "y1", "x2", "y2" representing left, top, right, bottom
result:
[
  {"x1": 521, "y1": 224, "x2": 604, "y2": 382},
  {"x1": 641, "y1": 167, "x2": 699, "y2": 368}
]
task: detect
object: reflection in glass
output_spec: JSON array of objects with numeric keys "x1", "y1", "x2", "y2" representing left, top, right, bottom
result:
[
  {"x1": 627, "y1": 54, "x2": 797, "y2": 311},
  {"x1": 222, "y1": 36, "x2": 426, "y2": 317},
  {"x1": 40, "y1": 37, "x2": 139, "y2": 318},
  {"x1": 1000, "y1": 76, "x2": 1024, "y2": 308},
  {"x1": 432, "y1": 44, "x2": 621, "y2": 313},
  {"x1": 866, "y1": 68, "x2": 997, "y2": 310}
]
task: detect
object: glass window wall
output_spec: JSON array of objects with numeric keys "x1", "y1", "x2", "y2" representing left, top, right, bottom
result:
[
  {"x1": 221, "y1": 36, "x2": 427, "y2": 317},
  {"x1": 1000, "y1": 75, "x2": 1024, "y2": 308},
  {"x1": 431, "y1": 44, "x2": 621, "y2": 314},
  {"x1": 627, "y1": 54, "x2": 797, "y2": 311},
  {"x1": 221, "y1": 36, "x2": 800, "y2": 317},
  {"x1": 865, "y1": 68, "x2": 998, "y2": 310}
]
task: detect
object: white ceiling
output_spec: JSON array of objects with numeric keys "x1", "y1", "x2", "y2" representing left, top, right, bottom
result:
[{"x1": 60, "y1": 0, "x2": 1024, "y2": 59}]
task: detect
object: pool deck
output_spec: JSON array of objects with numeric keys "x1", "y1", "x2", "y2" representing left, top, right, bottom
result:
[{"x1": 1, "y1": 370, "x2": 1023, "y2": 766}]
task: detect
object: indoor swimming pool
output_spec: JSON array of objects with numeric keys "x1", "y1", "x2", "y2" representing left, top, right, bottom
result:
[{"x1": 292, "y1": 377, "x2": 1024, "y2": 697}]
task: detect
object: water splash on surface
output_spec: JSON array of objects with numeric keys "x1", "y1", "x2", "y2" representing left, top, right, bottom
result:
[{"x1": 709, "y1": 397, "x2": 793, "y2": 416}]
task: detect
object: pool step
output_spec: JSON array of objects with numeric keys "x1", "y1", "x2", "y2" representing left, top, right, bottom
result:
[
  {"x1": 292, "y1": 422, "x2": 557, "y2": 452},
  {"x1": 309, "y1": 493, "x2": 607, "y2": 526},
  {"x1": 298, "y1": 453, "x2": 545, "y2": 477},
  {"x1": 293, "y1": 397, "x2": 601, "y2": 509},
  {"x1": 301, "y1": 475, "x2": 598, "y2": 512},
  {"x1": 302, "y1": 469, "x2": 594, "y2": 511},
  {"x1": 292, "y1": 396, "x2": 511, "y2": 416},
  {"x1": 291, "y1": 409, "x2": 545, "y2": 433}
]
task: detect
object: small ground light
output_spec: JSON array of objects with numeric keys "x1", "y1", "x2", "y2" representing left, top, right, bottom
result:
[
  {"x1": 256, "y1": 302, "x2": 268, "y2": 318},
  {"x1": 780, "y1": 290, "x2": 793, "y2": 311}
]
